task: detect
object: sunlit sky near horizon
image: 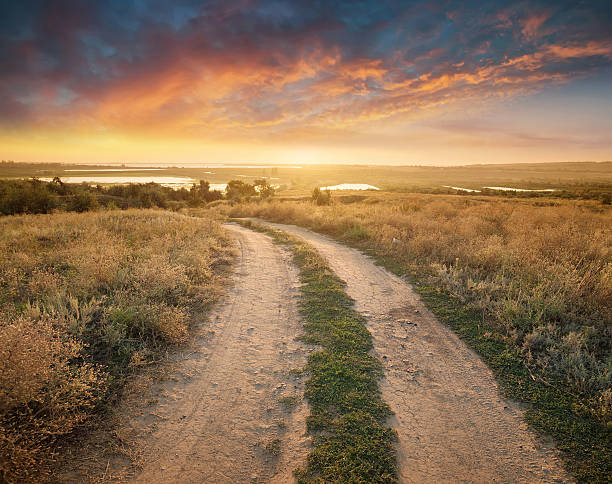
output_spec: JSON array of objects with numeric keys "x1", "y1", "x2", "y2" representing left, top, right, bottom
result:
[{"x1": 1, "y1": 0, "x2": 611, "y2": 165}]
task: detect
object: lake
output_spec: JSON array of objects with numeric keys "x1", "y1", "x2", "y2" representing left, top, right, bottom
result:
[
  {"x1": 444, "y1": 185, "x2": 556, "y2": 193},
  {"x1": 443, "y1": 185, "x2": 481, "y2": 192},
  {"x1": 483, "y1": 186, "x2": 556, "y2": 192},
  {"x1": 320, "y1": 183, "x2": 380, "y2": 191},
  {"x1": 41, "y1": 176, "x2": 197, "y2": 189}
]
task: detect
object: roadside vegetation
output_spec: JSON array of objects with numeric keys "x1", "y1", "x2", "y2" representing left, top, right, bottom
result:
[
  {"x1": 0, "y1": 210, "x2": 233, "y2": 482},
  {"x1": 219, "y1": 195, "x2": 611, "y2": 483},
  {"x1": 1, "y1": 165, "x2": 609, "y2": 482},
  {"x1": 0, "y1": 177, "x2": 274, "y2": 216},
  {"x1": 237, "y1": 220, "x2": 397, "y2": 483}
]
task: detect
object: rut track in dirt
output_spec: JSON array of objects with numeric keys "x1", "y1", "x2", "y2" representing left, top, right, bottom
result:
[
  {"x1": 62, "y1": 224, "x2": 310, "y2": 483},
  {"x1": 126, "y1": 223, "x2": 310, "y2": 483},
  {"x1": 252, "y1": 219, "x2": 571, "y2": 484}
]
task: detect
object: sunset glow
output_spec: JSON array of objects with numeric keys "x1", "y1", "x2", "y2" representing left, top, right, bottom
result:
[{"x1": 1, "y1": 1, "x2": 611, "y2": 164}]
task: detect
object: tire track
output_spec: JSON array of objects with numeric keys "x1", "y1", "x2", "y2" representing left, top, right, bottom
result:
[
  {"x1": 66, "y1": 224, "x2": 310, "y2": 484},
  {"x1": 252, "y1": 219, "x2": 571, "y2": 484}
]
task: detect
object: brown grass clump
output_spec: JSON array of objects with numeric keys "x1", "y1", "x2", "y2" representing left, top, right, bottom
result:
[
  {"x1": 217, "y1": 195, "x2": 611, "y2": 421},
  {"x1": 0, "y1": 317, "x2": 104, "y2": 482},
  {"x1": 0, "y1": 209, "x2": 233, "y2": 482}
]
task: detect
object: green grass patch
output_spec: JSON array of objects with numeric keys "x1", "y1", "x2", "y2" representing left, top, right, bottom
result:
[
  {"x1": 234, "y1": 219, "x2": 398, "y2": 483},
  {"x1": 264, "y1": 438, "x2": 282, "y2": 456},
  {"x1": 279, "y1": 395, "x2": 301, "y2": 408}
]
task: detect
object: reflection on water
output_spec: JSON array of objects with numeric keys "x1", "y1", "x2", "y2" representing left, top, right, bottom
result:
[
  {"x1": 209, "y1": 183, "x2": 227, "y2": 191},
  {"x1": 320, "y1": 183, "x2": 379, "y2": 190},
  {"x1": 443, "y1": 185, "x2": 481, "y2": 192},
  {"x1": 484, "y1": 186, "x2": 556, "y2": 192},
  {"x1": 74, "y1": 163, "x2": 303, "y2": 169},
  {"x1": 64, "y1": 169, "x2": 165, "y2": 172},
  {"x1": 41, "y1": 176, "x2": 196, "y2": 189},
  {"x1": 444, "y1": 185, "x2": 556, "y2": 193}
]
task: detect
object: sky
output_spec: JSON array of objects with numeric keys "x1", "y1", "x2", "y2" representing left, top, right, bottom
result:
[{"x1": 1, "y1": 0, "x2": 611, "y2": 165}]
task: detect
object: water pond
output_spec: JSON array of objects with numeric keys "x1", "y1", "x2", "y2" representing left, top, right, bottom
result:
[
  {"x1": 320, "y1": 183, "x2": 380, "y2": 191},
  {"x1": 41, "y1": 176, "x2": 196, "y2": 189}
]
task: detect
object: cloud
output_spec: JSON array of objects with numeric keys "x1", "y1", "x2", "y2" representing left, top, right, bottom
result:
[
  {"x1": 520, "y1": 10, "x2": 551, "y2": 40},
  {"x1": 0, "y1": 0, "x2": 611, "y2": 147}
]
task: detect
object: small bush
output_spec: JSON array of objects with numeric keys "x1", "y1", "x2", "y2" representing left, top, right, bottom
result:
[
  {"x1": 226, "y1": 180, "x2": 257, "y2": 200},
  {"x1": 67, "y1": 189, "x2": 99, "y2": 212},
  {"x1": 311, "y1": 187, "x2": 332, "y2": 206},
  {"x1": 0, "y1": 317, "x2": 105, "y2": 482}
]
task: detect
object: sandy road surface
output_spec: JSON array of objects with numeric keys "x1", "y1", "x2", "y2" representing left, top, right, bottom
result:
[
  {"x1": 252, "y1": 219, "x2": 571, "y2": 484},
  {"x1": 127, "y1": 224, "x2": 310, "y2": 483}
]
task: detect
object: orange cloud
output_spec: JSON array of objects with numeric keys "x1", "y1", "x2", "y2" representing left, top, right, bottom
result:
[{"x1": 521, "y1": 11, "x2": 551, "y2": 40}]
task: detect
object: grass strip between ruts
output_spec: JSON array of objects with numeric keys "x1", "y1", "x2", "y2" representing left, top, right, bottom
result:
[{"x1": 233, "y1": 219, "x2": 398, "y2": 483}]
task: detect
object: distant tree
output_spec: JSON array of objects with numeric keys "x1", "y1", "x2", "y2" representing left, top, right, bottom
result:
[
  {"x1": 253, "y1": 178, "x2": 275, "y2": 199},
  {"x1": 0, "y1": 179, "x2": 58, "y2": 215},
  {"x1": 67, "y1": 189, "x2": 98, "y2": 212},
  {"x1": 226, "y1": 180, "x2": 256, "y2": 199},
  {"x1": 189, "y1": 180, "x2": 223, "y2": 204},
  {"x1": 48, "y1": 176, "x2": 69, "y2": 195},
  {"x1": 311, "y1": 187, "x2": 332, "y2": 206}
]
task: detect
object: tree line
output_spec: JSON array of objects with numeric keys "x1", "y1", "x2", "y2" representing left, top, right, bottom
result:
[{"x1": 0, "y1": 177, "x2": 275, "y2": 216}]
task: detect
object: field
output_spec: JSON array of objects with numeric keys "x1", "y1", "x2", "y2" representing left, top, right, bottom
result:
[
  {"x1": 1, "y1": 161, "x2": 611, "y2": 482},
  {"x1": 218, "y1": 195, "x2": 612, "y2": 415},
  {"x1": 214, "y1": 193, "x2": 611, "y2": 481},
  {"x1": 2, "y1": 160, "x2": 611, "y2": 199},
  {"x1": 0, "y1": 210, "x2": 233, "y2": 482}
]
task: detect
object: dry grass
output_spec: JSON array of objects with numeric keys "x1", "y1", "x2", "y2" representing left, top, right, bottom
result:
[
  {"x1": 218, "y1": 196, "x2": 611, "y2": 421},
  {"x1": 0, "y1": 209, "x2": 233, "y2": 482}
]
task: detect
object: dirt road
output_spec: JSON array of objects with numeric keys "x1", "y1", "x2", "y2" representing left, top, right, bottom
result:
[
  {"x1": 63, "y1": 220, "x2": 571, "y2": 484},
  {"x1": 252, "y1": 220, "x2": 570, "y2": 484},
  {"x1": 101, "y1": 224, "x2": 310, "y2": 483}
]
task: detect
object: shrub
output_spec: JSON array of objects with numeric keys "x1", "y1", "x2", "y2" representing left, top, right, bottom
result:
[
  {"x1": 254, "y1": 178, "x2": 275, "y2": 199},
  {"x1": 0, "y1": 179, "x2": 56, "y2": 215},
  {"x1": 311, "y1": 187, "x2": 332, "y2": 206},
  {"x1": 67, "y1": 189, "x2": 99, "y2": 212},
  {"x1": 226, "y1": 179, "x2": 257, "y2": 199},
  {"x1": 0, "y1": 317, "x2": 105, "y2": 482}
]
